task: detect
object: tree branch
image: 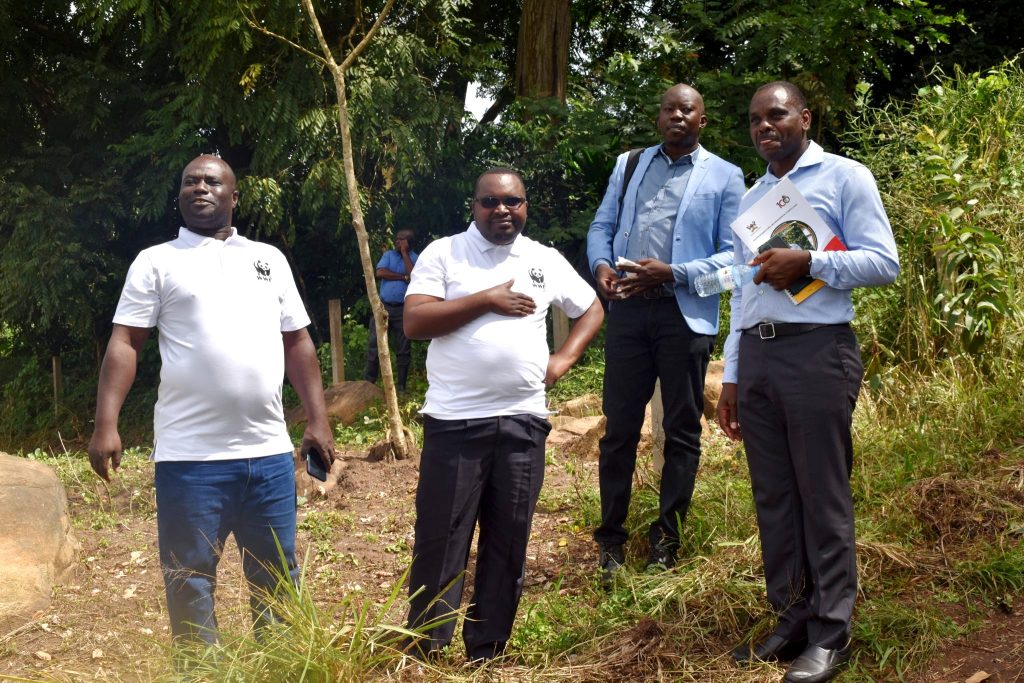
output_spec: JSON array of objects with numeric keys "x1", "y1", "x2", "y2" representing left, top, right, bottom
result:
[
  {"x1": 339, "y1": 0, "x2": 397, "y2": 72},
  {"x1": 239, "y1": 7, "x2": 328, "y2": 66},
  {"x1": 300, "y1": 0, "x2": 341, "y2": 74}
]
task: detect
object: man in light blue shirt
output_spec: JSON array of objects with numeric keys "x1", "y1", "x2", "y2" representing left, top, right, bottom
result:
[
  {"x1": 587, "y1": 83, "x2": 744, "y2": 576},
  {"x1": 365, "y1": 228, "x2": 417, "y2": 391},
  {"x1": 717, "y1": 82, "x2": 899, "y2": 682}
]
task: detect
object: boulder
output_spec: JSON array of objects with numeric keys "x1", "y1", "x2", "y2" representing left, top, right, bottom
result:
[
  {"x1": 548, "y1": 415, "x2": 605, "y2": 449},
  {"x1": 566, "y1": 415, "x2": 608, "y2": 461},
  {"x1": 286, "y1": 380, "x2": 383, "y2": 427},
  {"x1": 555, "y1": 393, "x2": 603, "y2": 418},
  {"x1": 0, "y1": 453, "x2": 80, "y2": 633}
]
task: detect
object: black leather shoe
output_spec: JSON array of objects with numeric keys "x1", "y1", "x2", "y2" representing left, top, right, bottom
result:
[
  {"x1": 644, "y1": 544, "x2": 677, "y2": 571},
  {"x1": 783, "y1": 644, "x2": 852, "y2": 682},
  {"x1": 731, "y1": 633, "x2": 807, "y2": 664},
  {"x1": 599, "y1": 544, "x2": 625, "y2": 585}
]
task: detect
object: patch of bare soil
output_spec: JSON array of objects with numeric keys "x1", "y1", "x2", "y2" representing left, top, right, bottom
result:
[{"x1": 913, "y1": 605, "x2": 1024, "y2": 682}]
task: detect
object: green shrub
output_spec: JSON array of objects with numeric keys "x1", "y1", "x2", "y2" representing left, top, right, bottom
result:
[{"x1": 846, "y1": 61, "x2": 1024, "y2": 367}]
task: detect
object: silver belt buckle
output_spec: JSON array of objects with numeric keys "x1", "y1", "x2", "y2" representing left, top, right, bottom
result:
[{"x1": 758, "y1": 322, "x2": 776, "y2": 340}]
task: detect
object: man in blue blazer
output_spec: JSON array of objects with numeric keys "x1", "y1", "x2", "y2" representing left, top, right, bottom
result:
[{"x1": 587, "y1": 83, "x2": 744, "y2": 577}]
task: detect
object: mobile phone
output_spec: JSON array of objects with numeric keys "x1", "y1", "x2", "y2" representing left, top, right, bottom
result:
[{"x1": 304, "y1": 448, "x2": 328, "y2": 482}]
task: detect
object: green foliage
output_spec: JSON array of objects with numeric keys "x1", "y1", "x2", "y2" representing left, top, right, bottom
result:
[
  {"x1": 546, "y1": 342, "x2": 605, "y2": 404},
  {"x1": 853, "y1": 600, "x2": 964, "y2": 673},
  {"x1": 847, "y1": 61, "x2": 1024, "y2": 366},
  {"x1": 334, "y1": 408, "x2": 388, "y2": 447}
]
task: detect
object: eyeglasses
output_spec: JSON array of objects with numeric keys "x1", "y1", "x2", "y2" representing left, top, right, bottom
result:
[{"x1": 475, "y1": 196, "x2": 526, "y2": 209}]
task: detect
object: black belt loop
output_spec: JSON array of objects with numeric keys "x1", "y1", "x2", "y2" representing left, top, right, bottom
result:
[{"x1": 741, "y1": 322, "x2": 848, "y2": 339}]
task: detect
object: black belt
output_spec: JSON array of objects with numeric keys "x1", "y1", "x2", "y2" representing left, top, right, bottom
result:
[
  {"x1": 741, "y1": 322, "x2": 848, "y2": 340},
  {"x1": 382, "y1": 301, "x2": 404, "y2": 307},
  {"x1": 641, "y1": 286, "x2": 675, "y2": 299}
]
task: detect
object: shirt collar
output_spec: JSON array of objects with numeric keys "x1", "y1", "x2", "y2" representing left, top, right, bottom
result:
[
  {"x1": 467, "y1": 221, "x2": 524, "y2": 256},
  {"x1": 656, "y1": 143, "x2": 701, "y2": 166},
  {"x1": 757, "y1": 140, "x2": 824, "y2": 184},
  {"x1": 178, "y1": 226, "x2": 239, "y2": 246}
]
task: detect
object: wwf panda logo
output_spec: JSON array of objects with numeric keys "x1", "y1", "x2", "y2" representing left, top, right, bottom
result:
[
  {"x1": 254, "y1": 259, "x2": 271, "y2": 282},
  {"x1": 528, "y1": 267, "x2": 545, "y2": 289}
]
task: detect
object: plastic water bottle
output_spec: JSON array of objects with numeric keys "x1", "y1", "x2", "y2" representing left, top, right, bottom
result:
[{"x1": 694, "y1": 264, "x2": 760, "y2": 297}]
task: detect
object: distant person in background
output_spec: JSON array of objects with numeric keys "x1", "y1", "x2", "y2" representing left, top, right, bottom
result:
[
  {"x1": 87, "y1": 154, "x2": 335, "y2": 651},
  {"x1": 365, "y1": 228, "x2": 418, "y2": 392},
  {"x1": 718, "y1": 81, "x2": 898, "y2": 682},
  {"x1": 402, "y1": 168, "x2": 604, "y2": 661}
]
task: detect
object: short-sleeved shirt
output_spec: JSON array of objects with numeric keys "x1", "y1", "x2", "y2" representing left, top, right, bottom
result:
[
  {"x1": 113, "y1": 227, "x2": 310, "y2": 461},
  {"x1": 407, "y1": 223, "x2": 596, "y2": 419},
  {"x1": 377, "y1": 248, "x2": 418, "y2": 304}
]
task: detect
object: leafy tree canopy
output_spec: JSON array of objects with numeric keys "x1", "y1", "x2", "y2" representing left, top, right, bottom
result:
[{"x1": 0, "y1": 0, "x2": 1018, "y2": 443}]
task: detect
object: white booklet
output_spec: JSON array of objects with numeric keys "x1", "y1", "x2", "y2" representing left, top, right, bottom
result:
[{"x1": 730, "y1": 177, "x2": 847, "y2": 304}]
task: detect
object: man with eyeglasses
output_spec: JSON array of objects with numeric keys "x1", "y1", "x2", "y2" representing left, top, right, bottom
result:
[
  {"x1": 587, "y1": 83, "x2": 745, "y2": 577},
  {"x1": 402, "y1": 168, "x2": 604, "y2": 661}
]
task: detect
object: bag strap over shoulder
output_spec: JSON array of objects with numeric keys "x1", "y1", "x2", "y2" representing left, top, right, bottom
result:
[{"x1": 615, "y1": 148, "x2": 644, "y2": 231}]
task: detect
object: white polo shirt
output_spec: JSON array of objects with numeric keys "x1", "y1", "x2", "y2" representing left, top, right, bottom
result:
[
  {"x1": 113, "y1": 227, "x2": 310, "y2": 461},
  {"x1": 408, "y1": 223, "x2": 596, "y2": 419}
]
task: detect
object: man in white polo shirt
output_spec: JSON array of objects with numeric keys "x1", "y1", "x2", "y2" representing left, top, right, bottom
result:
[
  {"x1": 87, "y1": 154, "x2": 335, "y2": 649},
  {"x1": 402, "y1": 168, "x2": 604, "y2": 661}
]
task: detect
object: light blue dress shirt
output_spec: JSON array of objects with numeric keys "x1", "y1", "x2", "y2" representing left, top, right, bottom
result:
[
  {"x1": 623, "y1": 147, "x2": 695, "y2": 286},
  {"x1": 377, "y1": 248, "x2": 418, "y2": 304},
  {"x1": 722, "y1": 142, "x2": 899, "y2": 383}
]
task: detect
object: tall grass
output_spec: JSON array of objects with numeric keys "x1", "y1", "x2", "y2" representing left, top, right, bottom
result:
[{"x1": 164, "y1": 562, "x2": 447, "y2": 682}]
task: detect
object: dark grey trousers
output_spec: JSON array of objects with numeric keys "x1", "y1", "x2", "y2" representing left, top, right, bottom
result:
[
  {"x1": 365, "y1": 302, "x2": 412, "y2": 387},
  {"x1": 738, "y1": 324, "x2": 863, "y2": 650}
]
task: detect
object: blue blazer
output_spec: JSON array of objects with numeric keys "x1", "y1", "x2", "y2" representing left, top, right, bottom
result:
[{"x1": 586, "y1": 144, "x2": 745, "y2": 336}]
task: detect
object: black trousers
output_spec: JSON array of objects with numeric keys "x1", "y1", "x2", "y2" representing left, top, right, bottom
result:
[
  {"x1": 406, "y1": 413, "x2": 550, "y2": 659},
  {"x1": 595, "y1": 296, "x2": 713, "y2": 550},
  {"x1": 738, "y1": 324, "x2": 862, "y2": 650},
  {"x1": 365, "y1": 302, "x2": 412, "y2": 386}
]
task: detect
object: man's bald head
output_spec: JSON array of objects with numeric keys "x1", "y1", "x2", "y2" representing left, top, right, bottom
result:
[
  {"x1": 182, "y1": 154, "x2": 237, "y2": 185},
  {"x1": 178, "y1": 155, "x2": 239, "y2": 236},
  {"x1": 661, "y1": 83, "x2": 705, "y2": 112}
]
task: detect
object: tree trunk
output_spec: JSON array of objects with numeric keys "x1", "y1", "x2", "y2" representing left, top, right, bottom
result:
[
  {"x1": 300, "y1": 0, "x2": 413, "y2": 461},
  {"x1": 330, "y1": 67, "x2": 411, "y2": 462},
  {"x1": 515, "y1": 0, "x2": 571, "y2": 101}
]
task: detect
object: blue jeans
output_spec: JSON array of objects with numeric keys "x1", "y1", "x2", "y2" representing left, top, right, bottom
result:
[{"x1": 155, "y1": 453, "x2": 298, "y2": 644}]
